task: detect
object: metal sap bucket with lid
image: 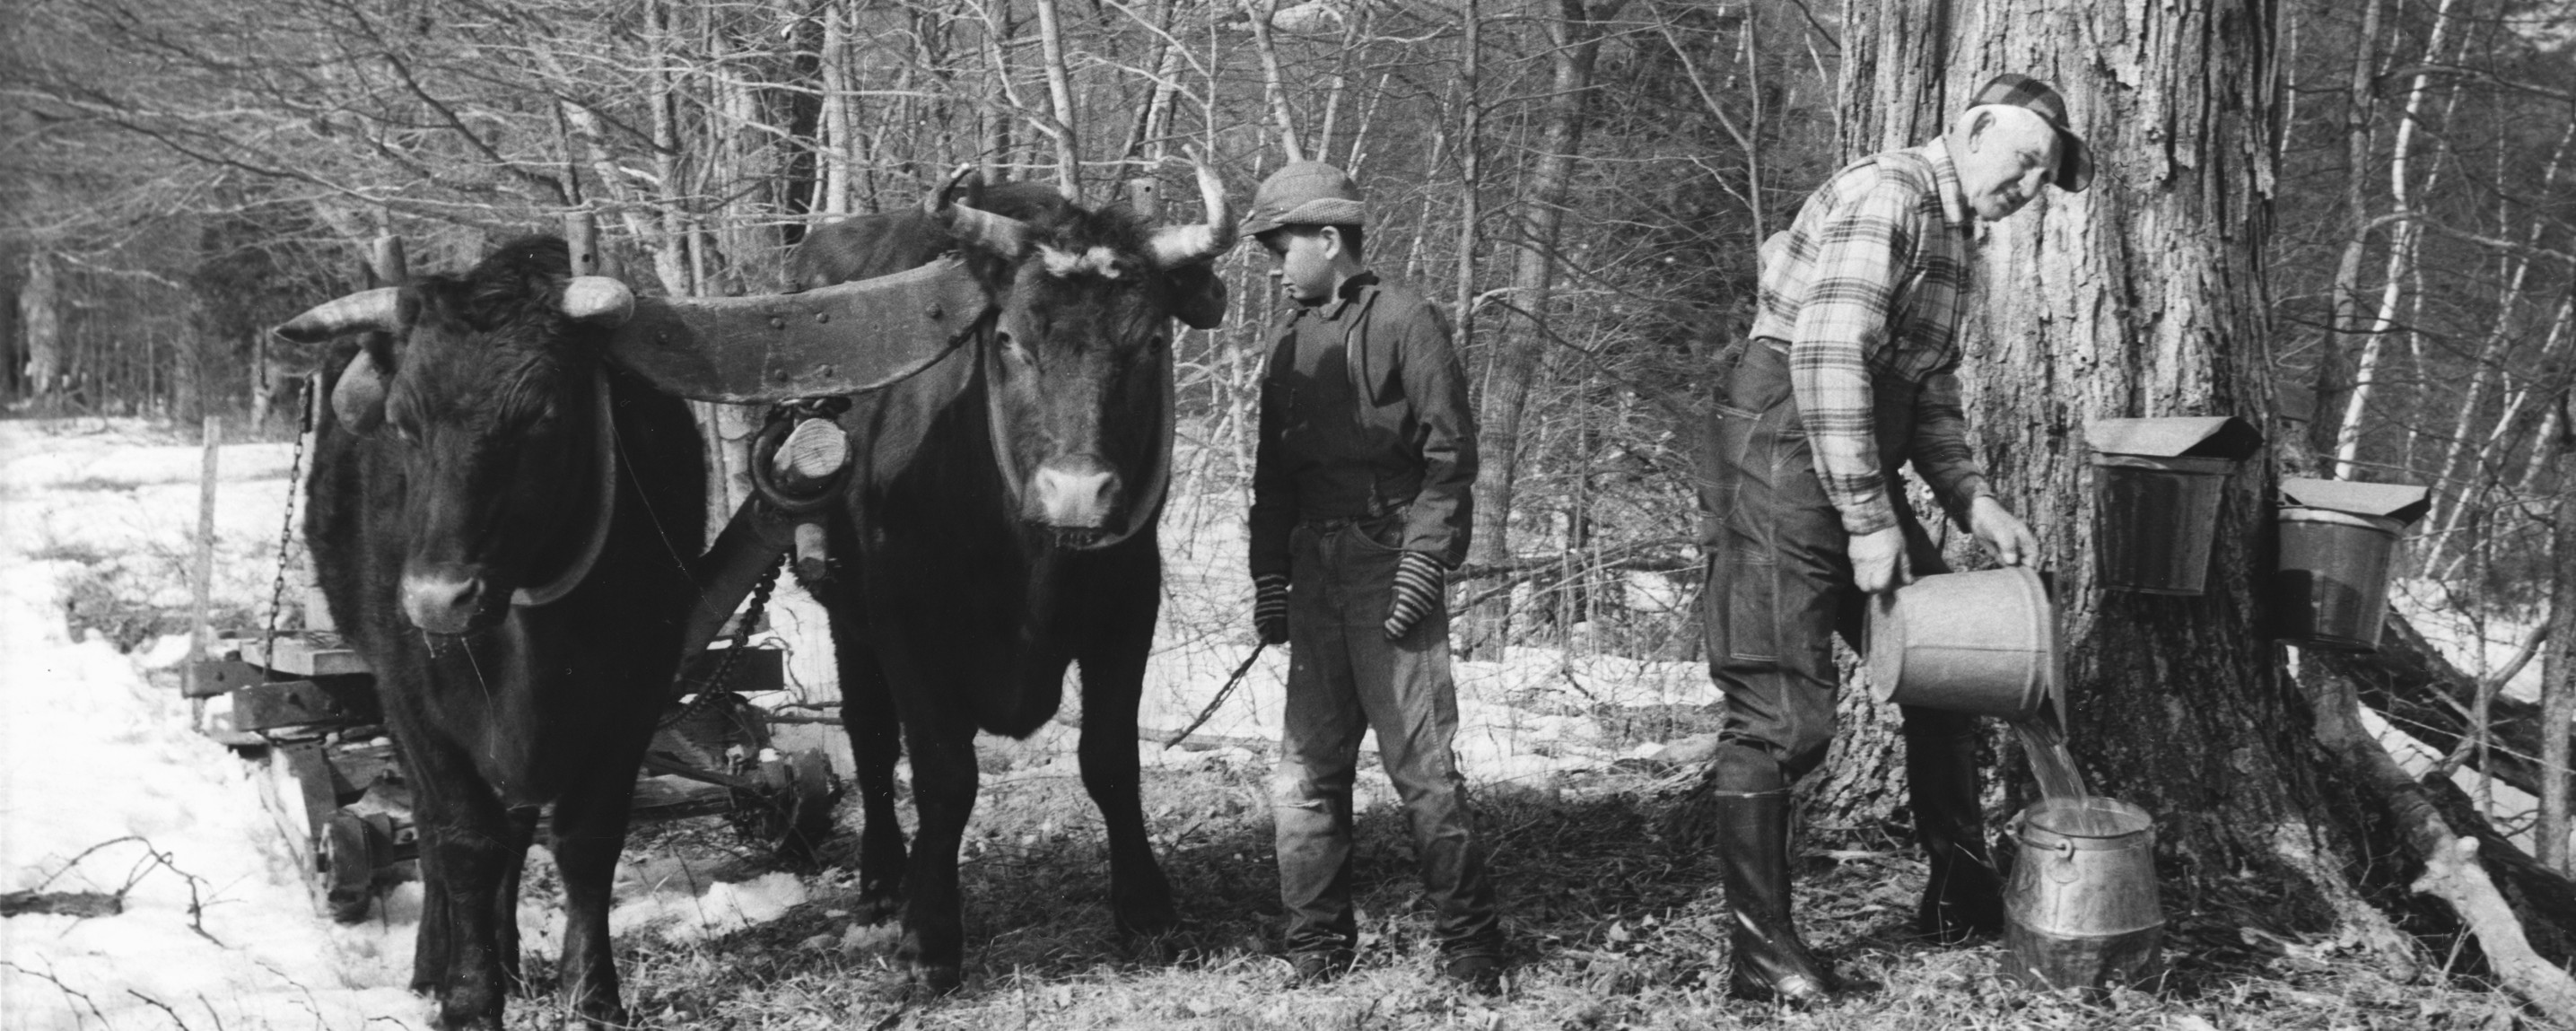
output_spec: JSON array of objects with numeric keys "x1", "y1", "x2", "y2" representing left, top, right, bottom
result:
[
  {"x1": 1864, "y1": 566, "x2": 2061, "y2": 720},
  {"x1": 2268, "y1": 478, "x2": 2430, "y2": 651},
  {"x1": 2087, "y1": 416, "x2": 2264, "y2": 596},
  {"x1": 2004, "y1": 796, "x2": 2165, "y2": 994}
]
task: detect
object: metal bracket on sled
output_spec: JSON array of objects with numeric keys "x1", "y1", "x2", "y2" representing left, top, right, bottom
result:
[{"x1": 678, "y1": 401, "x2": 852, "y2": 667}]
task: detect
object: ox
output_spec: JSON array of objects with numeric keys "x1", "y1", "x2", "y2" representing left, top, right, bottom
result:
[
  {"x1": 284, "y1": 238, "x2": 705, "y2": 1029},
  {"x1": 793, "y1": 167, "x2": 1234, "y2": 990}
]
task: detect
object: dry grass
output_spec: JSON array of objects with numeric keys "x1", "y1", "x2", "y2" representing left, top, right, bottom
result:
[{"x1": 510, "y1": 756, "x2": 2537, "y2": 1031}]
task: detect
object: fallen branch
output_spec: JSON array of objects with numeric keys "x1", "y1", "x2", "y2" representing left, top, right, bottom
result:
[
  {"x1": 1164, "y1": 642, "x2": 1266, "y2": 747},
  {"x1": 2310, "y1": 612, "x2": 2554, "y2": 795},
  {"x1": 127, "y1": 988, "x2": 194, "y2": 1030},
  {"x1": 0, "y1": 960, "x2": 109, "y2": 1027},
  {"x1": 2301, "y1": 656, "x2": 2576, "y2": 1023},
  {"x1": 24, "y1": 834, "x2": 226, "y2": 946},
  {"x1": 0, "y1": 891, "x2": 121, "y2": 917}
]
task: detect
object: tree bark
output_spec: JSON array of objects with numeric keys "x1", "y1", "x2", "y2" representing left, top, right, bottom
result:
[
  {"x1": 2307, "y1": 0, "x2": 2381, "y2": 459},
  {"x1": 818, "y1": 0, "x2": 855, "y2": 217},
  {"x1": 2542, "y1": 404, "x2": 2576, "y2": 872},
  {"x1": 2332, "y1": 0, "x2": 2459, "y2": 479},
  {"x1": 1247, "y1": 0, "x2": 1306, "y2": 162},
  {"x1": 1032, "y1": 0, "x2": 1082, "y2": 199},
  {"x1": 1461, "y1": 0, "x2": 1608, "y2": 657},
  {"x1": 21, "y1": 251, "x2": 60, "y2": 399}
]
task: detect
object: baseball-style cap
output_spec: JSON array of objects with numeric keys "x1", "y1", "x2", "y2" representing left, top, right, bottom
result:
[
  {"x1": 1241, "y1": 162, "x2": 1366, "y2": 237},
  {"x1": 1968, "y1": 73, "x2": 2092, "y2": 192}
]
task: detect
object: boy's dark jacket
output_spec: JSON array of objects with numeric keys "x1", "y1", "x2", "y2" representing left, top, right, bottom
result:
[{"x1": 1249, "y1": 272, "x2": 1478, "y2": 577}]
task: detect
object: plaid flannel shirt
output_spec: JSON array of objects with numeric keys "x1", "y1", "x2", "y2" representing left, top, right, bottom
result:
[{"x1": 1747, "y1": 139, "x2": 1992, "y2": 537}]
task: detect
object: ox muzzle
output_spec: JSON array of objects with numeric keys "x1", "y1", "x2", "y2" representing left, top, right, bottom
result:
[
  {"x1": 1023, "y1": 455, "x2": 1124, "y2": 542},
  {"x1": 400, "y1": 564, "x2": 493, "y2": 636}
]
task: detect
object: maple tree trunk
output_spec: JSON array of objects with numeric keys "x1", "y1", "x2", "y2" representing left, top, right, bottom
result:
[{"x1": 1805, "y1": 2, "x2": 2576, "y2": 1013}]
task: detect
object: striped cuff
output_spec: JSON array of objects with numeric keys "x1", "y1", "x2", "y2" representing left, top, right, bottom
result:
[{"x1": 1384, "y1": 551, "x2": 1446, "y2": 639}]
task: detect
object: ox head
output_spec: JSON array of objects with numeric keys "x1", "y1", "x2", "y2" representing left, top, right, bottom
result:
[
  {"x1": 932, "y1": 162, "x2": 1235, "y2": 547},
  {"x1": 277, "y1": 238, "x2": 629, "y2": 635}
]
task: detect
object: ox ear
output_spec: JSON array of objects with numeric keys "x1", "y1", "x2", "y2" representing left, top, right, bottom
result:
[
  {"x1": 1168, "y1": 262, "x2": 1228, "y2": 330},
  {"x1": 330, "y1": 349, "x2": 389, "y2": 434}
]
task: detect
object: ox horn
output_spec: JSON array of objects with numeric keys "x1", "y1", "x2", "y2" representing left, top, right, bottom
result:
[
  {"x1": 1146, "y1": 154, "x2": 1236, "y2": 269},
  {"x1": 274, "y1": 287, "x2": 400, "y2": 344},
  {"x1": 925, "y1": 163, "x2": 1033, "y2": 259},
  {"x1": 561, "y1": 276, "x2": 636, "y2": 326}
]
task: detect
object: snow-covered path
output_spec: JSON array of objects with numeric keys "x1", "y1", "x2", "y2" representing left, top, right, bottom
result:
[{"x1": 1, "y1": 421, "x2": 430, "y2": 1029}]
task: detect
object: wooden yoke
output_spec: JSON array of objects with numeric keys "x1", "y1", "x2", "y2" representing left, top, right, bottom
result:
[{"x1": 601, "y1": 257, "x2": 991, "y2": 404}]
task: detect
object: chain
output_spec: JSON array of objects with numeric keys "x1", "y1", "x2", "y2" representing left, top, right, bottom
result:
[
  {"x1": 262, "y1": 374, "x2": 319, "y2": 662},
  {"x1": 658, "y1": 555, "x2": 783, "y2": 730}
]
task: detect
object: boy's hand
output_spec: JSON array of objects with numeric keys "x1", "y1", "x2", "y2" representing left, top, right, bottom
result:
[
  {"x1": 1254, "y1": 573, "x2": 1290, "y2": 644},
  {"x1": 1384, "y1": 552, "x2": 1446, "y2": 640}
]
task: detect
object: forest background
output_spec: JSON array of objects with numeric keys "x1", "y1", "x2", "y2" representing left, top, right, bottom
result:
[{"x1": 13, "y1": 0, "x2": 2576, "y2": 1018}]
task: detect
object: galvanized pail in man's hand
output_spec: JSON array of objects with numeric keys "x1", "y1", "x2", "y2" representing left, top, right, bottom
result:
[
  {"x1": 1863, "y1": 566, "x2": 2062, "y2": 721},
  {"x1": 2004, "y1": 796, "x2": 2165, "y2": 994}
]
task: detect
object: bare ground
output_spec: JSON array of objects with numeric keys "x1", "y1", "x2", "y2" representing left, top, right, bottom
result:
[{"x1": 501, "y1": 751, "x2": 2537, "y2": 1031}]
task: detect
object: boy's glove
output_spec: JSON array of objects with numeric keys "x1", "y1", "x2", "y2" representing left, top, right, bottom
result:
[
  {"x1": 1254, "y1": 572, "x2": 1291, "y2": 644},
  {"x1": 1384, "y1": 551, "x2": 1446, "y2": 640}
]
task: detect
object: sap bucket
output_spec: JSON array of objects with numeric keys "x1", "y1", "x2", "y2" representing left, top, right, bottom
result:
[
  {"x1": 2268, "y1": 478, "x2": 2430, "y2": 651},
  {"x1": 2088, "y1": 416, "x2": 2264, "y2": 596},
  {"x1": 2004, "y1": 796, "x2": 2165, "y2": 994},
  {"x1": 1864, "y1": 567, "x2": 2061, "y2": 720}
]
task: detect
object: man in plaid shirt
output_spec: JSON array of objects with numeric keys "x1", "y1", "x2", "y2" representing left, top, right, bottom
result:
[{"x1": 1701, "y1": 74, "x2": 2085, "y2": 1004}]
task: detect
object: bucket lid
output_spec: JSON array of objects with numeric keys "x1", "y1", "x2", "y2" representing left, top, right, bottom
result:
[
  {"x1": 2086, "y1": 415, "x2": 2264, "y2": 460},
  {"x1": 2278, "y1": 477, "x2": 2431, "y2": 525},
  {"x1": 2278, "y1": 506, "x2": 2406, "y2": 536}
]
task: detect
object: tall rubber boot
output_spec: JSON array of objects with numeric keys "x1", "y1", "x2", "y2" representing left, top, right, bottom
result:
[
  {"x1": 1904, "y1": 717, "x2": 2004, "y2": 942},
  {"x1": 1708, "y1": 745, "x2": 1834, "y2": 1004}
]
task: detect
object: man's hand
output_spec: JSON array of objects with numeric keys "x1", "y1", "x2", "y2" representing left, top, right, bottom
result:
[
  {"x1": 1968, "y1": 495, "x2": 2039, "y2": 567},
  {"x1": 1254, "y1": 573, "x2": 1290, "y2": 645},
  {"x1": 1849, "y1": 525, "x2": 1912, "y2": 595}
]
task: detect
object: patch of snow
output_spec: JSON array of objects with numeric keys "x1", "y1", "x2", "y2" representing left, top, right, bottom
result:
[
  {"x1": 0, "y1": 420, "x2": 814, "y2": 1030},
  {"x1": 2391, "y1": 578, "x2": 2544, "y2": 702}
]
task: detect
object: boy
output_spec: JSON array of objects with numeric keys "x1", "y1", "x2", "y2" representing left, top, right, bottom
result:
[{"x1": 1243, "y1": 161, "x2": 1504, "y2": 991}]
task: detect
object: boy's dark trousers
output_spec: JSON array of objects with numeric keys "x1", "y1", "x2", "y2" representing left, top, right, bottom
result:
[{"x1": 1272, "y1": 512, "x2": 1501, "y2": 959}]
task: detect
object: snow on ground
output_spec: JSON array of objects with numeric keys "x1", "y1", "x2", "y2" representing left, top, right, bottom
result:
[
  {"x1": 0, "y1": 421, "x2": 819, "y2": 1030},
  {"x1": 1, "y1": 419, "x2": 1699, "y2": 1029},
  {"x1": 2369, "y1": 579, "x2": 2561, "y2": 857},
  {"x1": 2392, "y1": 577, "x2": 2544, "y2": 702}
]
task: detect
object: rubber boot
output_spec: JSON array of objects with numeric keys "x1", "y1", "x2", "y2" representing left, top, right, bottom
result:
[
  {"x1": 1904, "y1": 716, "x2": 2004, "y2": 942},
  {"x1": 1708, "y1": 745, "x2": 1835, "y2": 1005}
]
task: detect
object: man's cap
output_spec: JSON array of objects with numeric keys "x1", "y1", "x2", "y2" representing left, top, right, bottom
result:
[
  {"x1": 1968, "y1": 73, "x2": 2092, "y2": 192},
  {"x1": 1242, "y1": 162, "x2": 1366, "y2": 237}
]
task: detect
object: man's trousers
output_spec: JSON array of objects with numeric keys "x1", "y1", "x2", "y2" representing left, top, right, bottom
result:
[{"x1": 1702, "y1": 337, "x2": 1981, "y2": 779}]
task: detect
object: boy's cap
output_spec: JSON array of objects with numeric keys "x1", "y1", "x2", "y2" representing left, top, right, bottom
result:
[
  {"x1": 1243, "y1": 162, "x2": 1365, "y2": 237},
  {"x1": 1968, "y1": 73, "x2": 2092, "y2": 192}
]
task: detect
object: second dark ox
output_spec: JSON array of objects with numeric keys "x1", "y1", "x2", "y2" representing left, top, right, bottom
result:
[{"x1": 791, "y1": 166, "x2": 1235, "y2": 990}]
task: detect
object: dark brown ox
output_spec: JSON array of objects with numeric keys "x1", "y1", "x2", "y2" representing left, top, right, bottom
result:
[
  {"x1": 795, "y1": 166, "x2": 1233, "y2": 990},
  {"x1": 286, "y1": 238, "x2": 704, "y2": 1030}
]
